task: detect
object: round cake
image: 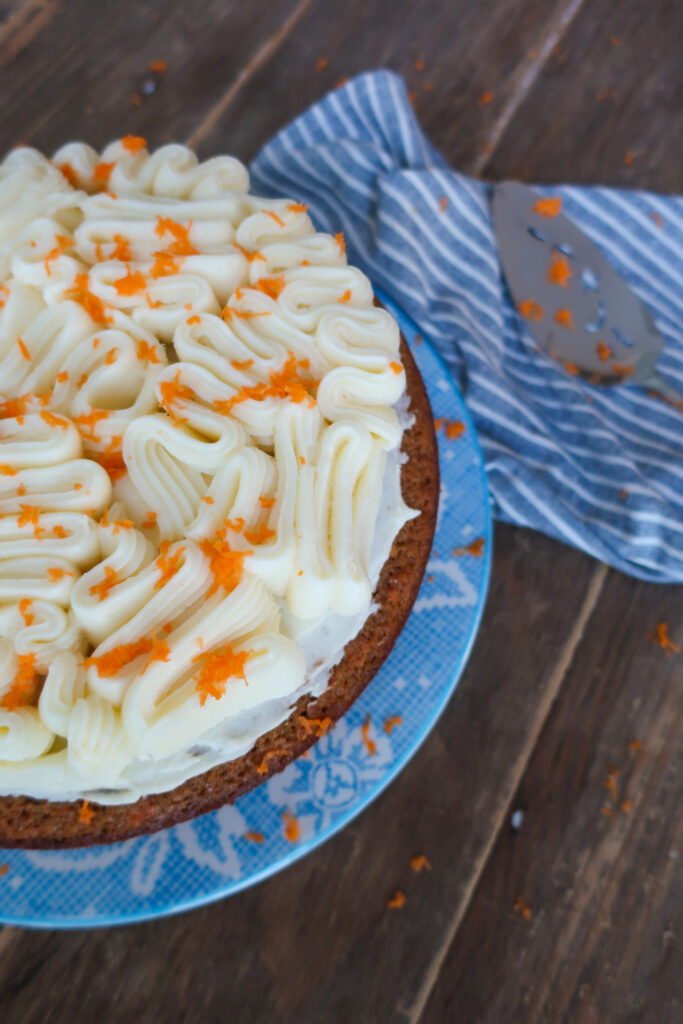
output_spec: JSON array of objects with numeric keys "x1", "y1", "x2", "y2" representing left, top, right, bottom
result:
[{"x1": 0, "y1": 138, "x2": 438, "y2": 849}]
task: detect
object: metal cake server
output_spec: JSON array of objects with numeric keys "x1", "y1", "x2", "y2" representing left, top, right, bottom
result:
[{"x1": 492, "y1": 180, "x2": 680, "y2": 404}]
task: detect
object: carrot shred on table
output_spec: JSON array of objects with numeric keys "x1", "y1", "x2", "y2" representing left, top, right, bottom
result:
[
  {"x1": 647, "y1": 622, "x2": 680, "y2": 654},
  {"x1": 410, "y1": 854, "x2": 432, "y2": 873},
  {"x1": 361, "y1": 714, "x2": 376, "y2": 756},
  {"x1": 478, "y1": 91, "x2": 494, "y2": 105},
  {"x1": 512, "y1": 896, "x2": 532, "y2": 921},
  {"x1": 387, "y1": 891, "x2": 406, "y2": 909},
  {"x1": 149, "y1": 60, "x2": 167, "y2": 73},
  {"x1": 0, "y1": 864, "x2": 9, "y2": 877},
  {"x1": 383, "y1": 715, "x2": 403, "y2": 734},
  {"x1": 621, "y1": 800, "x2": 632, "y2": 812},
  {"x1": 624, "y1": 150, "x2": 634, "y2": 166},
  {"x1": 600, "y1": 806, "x2": 613, "y2": 818},
  {"x1": 415, "y1": 59, "x2": 425, "y2": 71},
  {"x1": 532, "y1": 197, "x2": 562, "y2": 218},
  {"x1": 648, "y1": 212, "x2": 664, "y2": 229},
  {"x1": 314, "y1": 57, "x2": 328, "y2": 71}
]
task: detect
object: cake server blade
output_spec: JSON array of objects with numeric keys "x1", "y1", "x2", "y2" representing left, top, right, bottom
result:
[{"x1": 491, "y1": 180, "x2": 680, "y2": 403}]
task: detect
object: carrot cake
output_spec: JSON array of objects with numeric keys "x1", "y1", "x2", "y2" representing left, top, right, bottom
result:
[{"x1": 0, "y1": 139, "x2": 438, "y2": 847}]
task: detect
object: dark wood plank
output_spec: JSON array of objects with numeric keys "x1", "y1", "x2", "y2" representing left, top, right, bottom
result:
[
  {"x1": 0, "y1": 527, "x2": 606, "y2": 1024},
  {"x1": 0, "y1": 0, "x2": 309, "y2": 155},
  {"x1": 190, "y1": 0, "x2": 588, "y2": 167},
  {"x1": 484, "y1": 0, "x2": 683, "y2": 192},
  {"x1": 422, "y1": 571, "x2": 683, "y2": 1024}
]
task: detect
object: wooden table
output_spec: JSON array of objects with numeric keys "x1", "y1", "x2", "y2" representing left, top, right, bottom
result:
[{"x1": 0, "y1": 1, "x2": 681, "y2": 1020}]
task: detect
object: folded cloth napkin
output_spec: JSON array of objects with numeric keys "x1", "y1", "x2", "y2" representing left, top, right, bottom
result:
[{"x1": 250, "y1": 70, "x2": 683, "y2": 584}]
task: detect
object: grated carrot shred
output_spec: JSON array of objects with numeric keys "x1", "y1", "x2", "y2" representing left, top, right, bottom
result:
[
  {"x1": 57, "y1": 162, "x2": 79, "y2": 188},
  {"x1": 513, "y1": 896, "x2": 532, "y2": 921},
  {"x1": 136, "y1": 339, "x2": 160, "y2": 364},
  {"x1": 64, "y1": 273, "x2": 112, "y2": 323},
  {"x1": 114, "y1": 266, "x2": 147, "y2": 296},
  {"x1": 453, "y1": 537, "x2": 485, "y2": 557},
  {"x1": 154, "y1": 542, "x2": 185, "y2": 590},
  {"x1": 233, "y1": 242, "x2": 266, "y2": 264},
  {"x1": 243, "y1": 830, "x2": 265, "y2": 843},
  {"x1": 121, "y1": 135, "x2": 147, "y2": 153},
  {"x1": 387, "y1": 891, "x2": 405, "y2": 909},
  {"x1": 193, "y1": 643, "x2": 251, "y2": 706},
  {"x1": 18, "y1": 598, "x2": 34, "y2": 627},
  {"x1": 243, "y1": 522, "x2": 275, "y2": 545},
  {"x1": 410, "y1": 854, "x2": 432, "y2": 873},
  {"x1": 532, "y1": 197, "x2": 562, "y2": 218},
  {"x1": 288, "y1": 202, "x2": 308, "y2": 213},
  {"x1": 518, "y1": 299, "x2": 544, "y2": 321},
  {"x1": 298, "y1": 715, "x2": 332, "y2": 737},
  {"x1": 199, "y1": 531, "x2": 249, "y2": 595},
  {"x1": 1, "y1": 653, "x2": 37, "y2": 710},
  {"x1": 648, "y1": 622, "x2": 680, "y2": 655},
  {"x1": 554, "y1": 308, "x2": 574, "y2": 330},
  {"x1": 231, "y1": 358, "x2": 254, "y2": 372},
  {"x1": 89, "y1": 565, "x2": 118, "y2": 601},
  {"x1": 0, "y1": 464, "x2": 17, "y2": 476},
  {"x1": 259, "y1": 495, "x2": 276, "y2": 509},
  {"x1": 384, "y1": 715, "x2": 403, "y2": 734},
  {"x1": 93, "y1": 161, "x2": 114, "y2": 186},
  {"x1": 547, "y1": 253, "x2": 572, "y2": 287},
  {"x1": 282, "y1": 810, "x2": 300, "y2": 842},
  {"x1": 47, "y1": 567, "x2": 73, "y2": 581},
  {"x1": 361, "y1": 714, "x2": 376, "y2": 756},
  {"x1": 17, "y1": 336, "x2": 31, "y2": 360},
  {"x1": 265, "y1": 210, "x2": 285, "y2": 227},
  {"x1": 79, "y1": 800, "x2": 94, "y2": 824},
  {"x1": 255, "y1": 274, "x2": 286, "y2": 300},
  {"x1": 52, "y1": 525, "x2": 67, "y2": 538},
  {"x1": 154, "y1": 216, "x2": 197, "y2": 256}
]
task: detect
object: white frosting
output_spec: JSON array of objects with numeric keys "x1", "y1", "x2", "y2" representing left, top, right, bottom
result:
[{"x1": 0, "y1": 140, "x2": 415, "y2": 804}]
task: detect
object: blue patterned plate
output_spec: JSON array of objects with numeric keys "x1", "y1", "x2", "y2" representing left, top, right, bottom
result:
[{"x1": 0, "y1": 293, "x2": 491, "y2": 928}]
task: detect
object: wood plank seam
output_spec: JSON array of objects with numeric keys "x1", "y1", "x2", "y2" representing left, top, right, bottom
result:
[
  {"x1": 405, "y1": 561, "x2": 609, "y2": 1024},
  {"x1": 0, "y1": 0, "x2": 59, "y2": 65},
  {"x1": 472, "y1": 0, "x2": 587, "y2": 178},
  {"x1": 185, "y1": 0, "x2": 318, "y2": 149}
]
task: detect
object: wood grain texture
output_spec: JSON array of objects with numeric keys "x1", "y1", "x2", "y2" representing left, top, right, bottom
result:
[
  {"x1": 484, "y1": 0, "x2": 683, "y2": 192},
  {"x1": 189, "y1": 0, "x2": 586, "y2": 167},
  {"x1": 422, "y1": 571, "x2": 683, "y2": 1024},
  {"x1": 0, "y1": 527, "x2": 605, "y2": 1023},
  {"x1": 0, "y1": 0, "x2": 307, "y2": 155}
]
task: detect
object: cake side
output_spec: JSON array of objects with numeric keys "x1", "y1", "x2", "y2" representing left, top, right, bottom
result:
[{"x1": 0, "y1": 336, "x2": 437, "y2": 848}]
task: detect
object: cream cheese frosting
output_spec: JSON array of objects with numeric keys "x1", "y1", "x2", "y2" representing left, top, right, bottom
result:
[{"x1": 0, "y1": 138, "x2": 415, "y2": 804}]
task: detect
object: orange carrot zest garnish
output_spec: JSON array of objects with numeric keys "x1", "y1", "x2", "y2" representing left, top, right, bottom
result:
[
  {"x1": 596, "y1": 340, "x2": 612, "y2": 362},
  {"x1": 299, "y1": 715, "x2": 332, "y2": 737},
  {"x1": 193, "y1": 643, "x2": 251, "y2": 706},
  {"x1": 154, "y1": 542, "x2": 185, "y2": 590},
  {"x1": 288, "y1": 202, "x2": 308, "y2": 213},
  {"x1": 383, "y1": 715, "x2": 403, "y2": 734},
  {"x1": 233, "y1": 242, "x2": 266, "y2": 264},
  {"x1": 154, "y1": 216, "x2": 197, "y2": 256},
  {"x1": 18, "y1": 597, "x2": 34, "y2": 627},
  {"x1": 17, "y1": 336, "x2": 31, "y2": 360},
  {"x1": 93, "y1": 161, "x2": 115, "y2": 186},
  {"x1": 265, "y1": 210, "x2": 285, "y2": 227},
  {"x1": 136, "y1": 339, "x2": 160, "y2": 364},
  {"x1": 387, "y1": 891, "x2": 406, "y2": 909},
  {"x1": 1, "y1": 653, "x2": 37, "y2": 710},
  {"x1": 57, "y1": 162, "x2": 79, "y2": 188},
  {"x1": 64, "y1": 273, "x2": 112, "y2": 323},
  {"x1": 89, "y1": 565, "x2": 118, "y2": 601},
  {"x1": 121, "y1": 135, "x2": 147, "y2": 153},
  {"x1": 255, "y1": 274, "x2": 286, "y2": 300}
]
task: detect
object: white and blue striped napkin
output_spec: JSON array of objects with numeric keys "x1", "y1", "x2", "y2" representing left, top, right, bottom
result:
[{"x1": 251, "y1": 70, "x2": 683, "y2": 584}]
